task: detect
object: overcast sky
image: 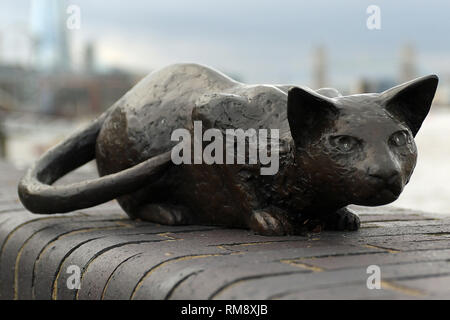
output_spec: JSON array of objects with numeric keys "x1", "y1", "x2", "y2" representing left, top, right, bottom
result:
[{"x1": 1, "y1": 0, "x2": 449, "y2": 88}]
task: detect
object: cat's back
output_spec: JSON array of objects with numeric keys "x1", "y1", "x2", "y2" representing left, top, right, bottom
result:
[
  {"x1": 112, "y1": 63, "x2": 241, "y2": 133},
  {"x1": 128, "y1": 63, "x2": 239, "y2": 107},
  {"x1": 97, "y1": 64, "x2": 242, "y2": 172}
]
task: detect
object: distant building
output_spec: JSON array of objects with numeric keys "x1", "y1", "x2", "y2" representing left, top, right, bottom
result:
[
  {"x1": 84, "y1": 42, "x2": 96, "y2": 74},
  {"x1": 0, "y1": 63, "x2": 137, "y2": 116},
  {"x1": 0, "y1": 1, "x2": 142, "y2": 118},
  {"x1": 30, "y1": 0, "x2": 71, "y2": 72},
  {"x1": 399, "y1": 44, "x2": 417, "y2": 83},
  {"x1": 312, "y1": 46, "x2": 327, "y2": 89},
  {"x1": 352, "y1": 78, "x2": 397, "y2": 94},
  {"x1": 0, "y1": 65, "x2": 36, "y2": 109},
  {"x1": 35, "y1": 71, "x2": 137, "y2": 117}
]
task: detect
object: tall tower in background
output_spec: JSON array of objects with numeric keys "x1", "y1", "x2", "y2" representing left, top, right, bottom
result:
[
  {"x1": 30, "y1": 0, "x2": 71, "y2": 72},
  {"x1": 0, "y1": 32, "x2": 2, "y2": 64},
  {"x1": 400, "y1": 44, "x2": 416, "y2": 82},
  {"x1": 312, "y1": 46, "x2": 327, "y2": 89},
  {"x1": 84, "y1": 42, "x2": 96, "y2": 73}
]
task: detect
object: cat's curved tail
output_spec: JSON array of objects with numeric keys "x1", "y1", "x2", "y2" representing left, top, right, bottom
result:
[{"x1": 18, "y1": 111, "x2": 171, "y2": 214}]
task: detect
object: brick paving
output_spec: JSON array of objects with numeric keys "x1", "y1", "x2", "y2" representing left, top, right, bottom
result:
[{"x1": 0, "y1": 161, "x2": 449, "y2": 300}]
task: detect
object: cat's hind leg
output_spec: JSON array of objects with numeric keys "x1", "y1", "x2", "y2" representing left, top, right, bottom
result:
[
  {"x1": 249, "y1": 208, "x2": 297, "y2": 236},
  {"x1": 323, "y1": 207, "x2": 361, "y2": 231},
  {"x1": 134, "y1": 203, "x2": 191, "y2": 225}
]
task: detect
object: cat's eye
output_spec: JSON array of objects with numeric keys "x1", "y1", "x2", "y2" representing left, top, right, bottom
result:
[
  {"x1": 390, "y1": 131, "x2": 411, "y2": 147},
  {"x1": 330, "y1": 135, "x2": 360, "y2": 153}
]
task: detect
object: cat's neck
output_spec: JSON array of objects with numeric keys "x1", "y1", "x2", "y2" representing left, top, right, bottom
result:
[{"x1": 263, "y1": 145, "x2": 346, "y2": 217}]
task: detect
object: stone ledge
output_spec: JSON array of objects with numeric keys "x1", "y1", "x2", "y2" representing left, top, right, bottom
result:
[{"x1": 0, "y1": 161, "x2": 449, "y2": 300}]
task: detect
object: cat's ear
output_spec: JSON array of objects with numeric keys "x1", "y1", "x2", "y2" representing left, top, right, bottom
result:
[
  {"x1": 288, "y1": 87, "x2": 338, "y2": 147},
  {"x1": 381, "y1": 75, "x2": 439, "y2": 136}
]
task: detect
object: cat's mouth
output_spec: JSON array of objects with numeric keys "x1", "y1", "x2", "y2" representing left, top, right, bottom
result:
[
  {"x1": 381, "y1": 179, "x2": 403, "y2": 197},
  {"x1": 379, "y1": 187, "x2": 401, "y2": 200},
  {"x1": 386, "y1": 183, "x2": 403, "y2": 197},
  {"x1": 355, "y1": 178, "x2": 403, "y2": 206},
  {"x1": 367, "y1": 175, "x2": 403, "y2": 194},
  {"x1": 356, "y1": 189, "x2": 400, "y2": 206}
]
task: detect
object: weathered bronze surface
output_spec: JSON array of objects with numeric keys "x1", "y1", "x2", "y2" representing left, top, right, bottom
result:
[{"x1": 18, "y1": 63, "x2": 439, "y2": 235}]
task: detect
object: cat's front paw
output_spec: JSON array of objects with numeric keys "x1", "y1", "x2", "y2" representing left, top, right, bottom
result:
[{"x1": 323, "y1": 207, "x2": 361, "y2": 231}]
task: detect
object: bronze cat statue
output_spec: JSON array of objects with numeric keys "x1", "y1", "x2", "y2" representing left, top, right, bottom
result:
[{"x1": 18, "y1": 63, "x2": 438, "y2": 235}]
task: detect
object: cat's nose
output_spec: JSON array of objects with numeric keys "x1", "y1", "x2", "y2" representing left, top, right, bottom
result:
[{"x1": 369, "y1": 171, "x2": 399, "y2": 184}]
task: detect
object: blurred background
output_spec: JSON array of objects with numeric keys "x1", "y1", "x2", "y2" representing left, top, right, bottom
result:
[{"x1": 0, "y1": 0, "x2": 449, "y2": 214}]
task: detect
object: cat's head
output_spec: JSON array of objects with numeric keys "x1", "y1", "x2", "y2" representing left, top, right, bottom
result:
[{"x1": 287, "y1": 75, "x2": 438, "y2": 207}]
